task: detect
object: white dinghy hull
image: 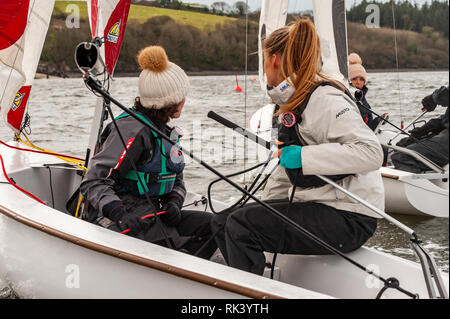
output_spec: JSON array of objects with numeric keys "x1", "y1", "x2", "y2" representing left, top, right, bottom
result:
[
  {"x1": 377, "y1": 129, "x2": 449, "y2": 218},
  {"x1": 0, "y1": 142, "x2": 448, "y2": 299},
  {"x1": 381, "y1": 167, "x2": 449, "y2": 217}
]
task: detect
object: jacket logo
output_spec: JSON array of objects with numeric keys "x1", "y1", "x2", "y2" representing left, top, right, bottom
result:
[
  {"x1": 280, "y1": 83, "x2": 291, "y2": 93},
  {"x1": 11, "y1": 91, "x2": 24, "y2": 111},
  {"x1": 107, "y1": 21, "x2": 121, "y2": 43},
  {"x1": 113, "y1": 137, "x2": 135, "y2": 170},
  {"x1": 336, "y1": 108, "x2": 350, "y2": 119},
  {"x1": 282, "y1": 112, "x2": 296, "y2": 127}
]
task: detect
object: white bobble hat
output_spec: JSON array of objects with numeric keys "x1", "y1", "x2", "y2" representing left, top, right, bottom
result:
[{"x1": 137, "y1": 46, "x2": 189, "y2": 109}]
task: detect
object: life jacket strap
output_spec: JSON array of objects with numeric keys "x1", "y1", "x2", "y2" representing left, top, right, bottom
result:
[{"x1": 124, "y1": 171, "x2": 177, "y2": 196}]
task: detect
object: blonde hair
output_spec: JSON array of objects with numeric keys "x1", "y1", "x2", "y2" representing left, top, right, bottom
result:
[{"x1": 264, "y1": 18, "x2": 344, "y2": 115}]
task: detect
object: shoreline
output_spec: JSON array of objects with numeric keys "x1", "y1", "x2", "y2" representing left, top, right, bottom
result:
[{"x1": 36, "y1": 68, "x2": 449, "y2": 79}]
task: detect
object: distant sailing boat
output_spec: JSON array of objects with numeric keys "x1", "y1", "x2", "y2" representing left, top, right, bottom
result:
[{"x1": 0, "y1": 0, "x2": 448, "y2": 299}]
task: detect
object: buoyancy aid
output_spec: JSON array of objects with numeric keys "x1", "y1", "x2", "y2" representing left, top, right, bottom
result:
[
  {"x1": 115, "y1": 109, "x2": 185, "y2": 197},
  {"x1": 278, "y1": 82, "x2": 354, "y2": 188}
]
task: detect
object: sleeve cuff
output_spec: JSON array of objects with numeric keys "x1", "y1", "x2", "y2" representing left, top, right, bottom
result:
[{"x1": 102, "y1": 200, "x2": 126, "y2": 221}]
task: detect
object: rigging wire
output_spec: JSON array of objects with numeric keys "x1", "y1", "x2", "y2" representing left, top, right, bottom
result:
[
  {"x1": 391, "y1": 0, "x2": 404, "y2": 129},
  {"x1": 243, "y1": 0, "x2": 249, "y2": 185}
]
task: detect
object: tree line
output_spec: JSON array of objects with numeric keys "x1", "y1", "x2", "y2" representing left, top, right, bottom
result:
[
  {"x1": 142, "y1": 0, "x2": 449, "y2": 38},
  {"x1": 132, "y1": 0, "x2": 251, "y2": 16},
  {"x1": 39, "y1": 7, "x2": 448, "y2": 76},
  {"x1": 39, "y1": 16, "x2": 259, "y2": 75},
  {"x1": 347, "y1": 0, "x2": 449, "y2": 37}
]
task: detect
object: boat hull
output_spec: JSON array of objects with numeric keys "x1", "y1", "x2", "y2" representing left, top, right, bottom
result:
[
  {"x1": 377, "y1": 129, "x2": 449, "y2": 217},
  {"x1": 0, "y1": 141, "x2": 448, "y2": 299}
]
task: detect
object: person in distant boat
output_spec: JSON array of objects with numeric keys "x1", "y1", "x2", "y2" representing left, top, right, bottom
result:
[
  {"x1": 392, "y1": 86, "x2": 449, "y2": 173},
  {"x1": 211, "y1": 18, "x2": 384, "y2": 275},
  {"x1": 348, "y1": 53, "x2": 384, "y2": 131},
  {"x1": 80, "y1": 46, "x2": 216, "y2": 259}
]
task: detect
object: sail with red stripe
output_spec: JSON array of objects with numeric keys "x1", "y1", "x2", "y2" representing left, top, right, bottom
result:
[
  {"x1": 0, "y1": 0, "x2": 55, "y2": 133},
  {"x1": 87, "y1": 0, "x2": 131, "y2": 76}
]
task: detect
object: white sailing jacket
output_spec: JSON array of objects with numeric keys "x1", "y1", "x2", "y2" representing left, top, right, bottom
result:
[{"x1": 263, "y1": 85, "x2": 385, "y2": 219}]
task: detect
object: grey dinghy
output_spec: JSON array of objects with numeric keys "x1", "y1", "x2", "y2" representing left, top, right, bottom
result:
[{"x1": 0, "y1": 140, "x2": 448, "y2": 299}]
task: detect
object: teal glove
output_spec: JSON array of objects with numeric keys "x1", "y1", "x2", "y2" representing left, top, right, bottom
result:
[{"x1": 280, "y1": 145, "x2": 303, "y2": 169}]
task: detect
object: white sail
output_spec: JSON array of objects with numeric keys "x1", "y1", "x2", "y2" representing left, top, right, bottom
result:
[
  {"x1": 313, "y1": 0, "x2": 349, "y2": 83},
  {"x1": 0, "y1": 0, "x2": 55, "y2": 133},
  {"x1": 258, "y1": 0, "x2": 290, "y2": 91}
]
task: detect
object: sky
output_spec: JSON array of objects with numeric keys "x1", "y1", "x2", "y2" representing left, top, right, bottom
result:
[{"x1": 188, "y1": 0, "x2": 438, "y2": 12}]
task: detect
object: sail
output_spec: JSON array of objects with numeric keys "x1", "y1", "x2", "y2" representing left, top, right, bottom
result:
[
  {"x1": 87, "y1": 0, "x2": 131, "y2": 76},
  {"x1": 313, "y1": 0, "x2": 349, "y2": 83},
  {"x1": 258, "y1": 0, "x2": 289, "y2": 91},
  {"x1": 0, "y1": 0, "x2": 55, "y2": 133}
]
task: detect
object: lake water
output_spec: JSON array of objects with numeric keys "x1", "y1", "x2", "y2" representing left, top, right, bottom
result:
[{"x1": 0, "y1": 71, "x2": 448, "y2": 297}]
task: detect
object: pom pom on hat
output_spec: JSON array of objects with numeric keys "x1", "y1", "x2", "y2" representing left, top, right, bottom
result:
[
  {"x1": 348, "y1": 52, "x2": 363, "y2": 65},
  {"x1": 137, "y1": 46, "x2": 169, "y2": 73},
  {"x1": 137, "y1": 46, "x2": 189, "y2": 110},
  {"x1": 348, "y1": 52, "x2": 367, "y2": 83}
]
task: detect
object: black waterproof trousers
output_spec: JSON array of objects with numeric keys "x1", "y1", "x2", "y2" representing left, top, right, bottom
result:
[
  {"x1": 392, "y1": 128, "x2": 449, "y2": 173},
  {"x1": 211, "y1": 200, "x2": 377, "y2": 275}
]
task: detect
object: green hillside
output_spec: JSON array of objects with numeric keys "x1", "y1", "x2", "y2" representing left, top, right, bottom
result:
[
  {"x1": 53, "y1": 1, "x2": 236, "y2": 30},
  {"x1": 41, "y1": 2, "x2": 448, "y2": 75}
]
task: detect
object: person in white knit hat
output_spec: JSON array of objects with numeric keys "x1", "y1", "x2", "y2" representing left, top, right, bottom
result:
[
  {"x1": 136, "y1": 45, "x2": 190, "y2": 120},
  {"x1": 80, "y1": 46, "x2": 217, "y2": 259}
]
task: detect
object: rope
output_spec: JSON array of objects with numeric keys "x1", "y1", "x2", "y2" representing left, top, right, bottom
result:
[
  {"x1": 13, "y1": 133, "x2": 86, "y2": 170},
  {"x1": 0, "y1": 154, "x2": 46, "y2": 205}
]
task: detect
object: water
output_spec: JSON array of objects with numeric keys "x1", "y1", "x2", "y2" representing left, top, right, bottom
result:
[{"x1": 0, "y1": 71, "x2": 448, "y2": 296}]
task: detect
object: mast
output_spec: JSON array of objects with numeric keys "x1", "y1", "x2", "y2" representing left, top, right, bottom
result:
[
  {"x1": 85, "y1": 0, "x2": 131, "y2": 161},
  {"x1": 0, "y1": 0, "x2": 56, "y2": 134}
]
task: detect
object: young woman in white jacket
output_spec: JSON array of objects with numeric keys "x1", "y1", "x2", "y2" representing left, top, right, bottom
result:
[{"x1": 211, "y1": 18, "x2": 385, "y2": 275}]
